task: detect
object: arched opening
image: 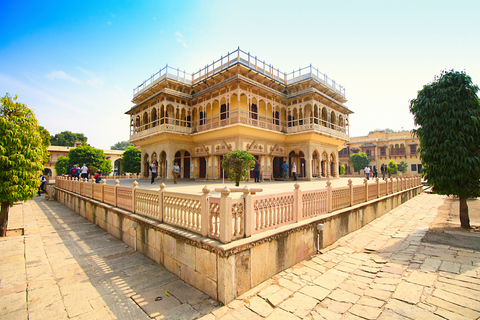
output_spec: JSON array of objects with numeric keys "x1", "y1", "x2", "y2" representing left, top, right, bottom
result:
[
  {"x1": 312, "y1": 151, "x2": 320, "y2": 177},
  {"x1": 143, "y1": 153, "x2": 150, "y2": 178},
  {"x1": 159, "y1": 151, "x2": 167, "y2": 178},
  {"x1": 199, "y1": 157, "x2": 207, "y2": 178},
  {"x1": 114, "y1": 159, "x2": 122, "y2": 175},
  {"x1": 289, "y1": 150, "x2": 305, "y2": 178}
]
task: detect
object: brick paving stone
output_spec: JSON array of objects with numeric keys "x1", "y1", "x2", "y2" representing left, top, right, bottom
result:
[
  {"x1": 364, "y1": 288, "x2": 392, "y2": 301},
  {"x1": 369, "y1": 282, "x2": 396, "y2": 292},
  {"x1": 392, "y1": 281, "x2": 424, "y2": 304},
  {"x1": 406, "y1": 270, "x2": 437, "y2": 287},
  {"x1": 373, "y1": 277, "x2": 401, "y2": 285},
  {"x1": 439, "y1": 261, "x2": 461, "y2": 274},
  {"x1": 435, "y1": 282, "x2": 480, "y2": 302},
  {"x1": 348, "y1": 304, "x2": 382, "y2": 319},
  {"x1": 313, "y1": 270, "x2": 346, "y2": 290},
  {"x1": 438, "y1": 271, "x2": 480, "y2": 285},
  {"x1": 246, "y1": 296, "x2": 273, "y2": 317},
  {"x1": 425, "y1": 296, "x2": 480, "y2": 319},
  {"x1": 279, "y1": 292, "x2": 319, "y2": 318},
  {"x1": 438, "y1": 275, "x2": 480, "y2": 291},
  {"x1": 320, "y1": 298, "x2": 352, "y2": 314},
  {"x1": 310, "y1": 307, "x2": 342, "y2": 320},
  {"x1": 264, "y1": 307, "x2": 301, "y2": 320},
  {"x1": 299, "y1": 284, "x2": 331, "y2": 301},
  {"x1": 356, "y1": 296, "x2": 384, "y2": 308},
  {"x1": 278, "y1": 277, "x2": 303, "y2": 292},
  {"x1": 328, "y1": 288, "x2": 360, "y2": 304},
  {"x1": 432, "y1": 288, "x2": 480, "y2": 312},
  {"x1": 385, "y1": 299, "x2": 444, "y2": 320},
  {"x1": 267, "y1": 288, "x2": 293, "y2": 307},
  {"x1": 434, "y1": 308, "x2": 475, "y2": 320},
  {"x1": 258, "y1": 284, "x2": 282, "y2": 300}
]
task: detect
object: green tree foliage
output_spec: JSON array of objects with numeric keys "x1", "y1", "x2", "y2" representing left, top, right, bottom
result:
[
  {"x1": 69, "y1": 145, "x2": 112, "y2": 175},
  {"x1": 350, "y1": 152, "x2": 370, "y2": 172},
  {"x1": 122, "y1": 146, "x2": 141, "y2": 173},
  {"x1": 221, "y1": 150, "x2": 256, "y2": 186},
  {"x1": 50, "y1": 131, "x2": 88, "y2": 147},
  {"x1": 54, "y1": 156, "x2": 69, "y2": 175},
  {"x1": 387, "y1": 160, "x2": 398, "y2": 177},
  {"x1": 410, "y1": 70, "x2": 480, "y2": 229},
  {"x1": 339, "y1": 165, "x2": 345, "y2": 175},
  {"x1": 111, "y1": 141, "x2": 133, "y2": 150},
  {"x1": 398, "y1": 161, "x2": 408, "y2": 174},
  {"x1": 0, "y1": 93, "x2": 48, "y2": 236},
  {"x1": 38, "y1": 126, "x2": 51, "y2": 164}
]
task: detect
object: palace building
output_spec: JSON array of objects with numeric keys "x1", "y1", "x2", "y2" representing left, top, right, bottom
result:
[
  {"x1": 339, "y1": 130, "x2": 421, "y2": 174},
  {"x1": 126, "y1": 48, "x2": 353, "y2": 181}
]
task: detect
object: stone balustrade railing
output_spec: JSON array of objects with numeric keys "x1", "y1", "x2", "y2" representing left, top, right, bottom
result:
[{"x1": 54, "y1": 176, "x2": 422, "y2": 244}]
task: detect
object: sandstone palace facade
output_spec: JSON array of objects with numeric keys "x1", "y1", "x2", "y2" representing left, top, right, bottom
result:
[{"x1": 126, "y1": 49, "x2": 352, "y2": 181}]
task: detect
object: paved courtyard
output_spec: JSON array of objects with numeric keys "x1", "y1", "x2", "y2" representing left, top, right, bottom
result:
[{"x1": 1, "y1": 187, "x2": 479, "y2": 319}]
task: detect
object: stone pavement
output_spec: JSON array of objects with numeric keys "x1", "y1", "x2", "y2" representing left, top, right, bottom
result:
[
  {"x1": 200, "y1": 193, "x2": 480, "y2": 320},
  {"x1": 1, "y1": 191, "x2": 480, "y2": 319},
  {"x1": 0, "y1": 197, "x2": 220, "y2": 320}
]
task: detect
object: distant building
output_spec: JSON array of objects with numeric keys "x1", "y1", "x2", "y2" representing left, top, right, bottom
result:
[
  {"x1": 339, "y1": 130, "x2": 421, "y2": 174},
  {"x1": 44, "y1": 143, "x2": 123, "y2": 177},
  {"x1": 126, "y1": 48, "x2": 353, "y2": 180}
]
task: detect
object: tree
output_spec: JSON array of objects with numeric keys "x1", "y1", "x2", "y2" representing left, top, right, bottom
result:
[
  {"x1": 50, "y1": 131, "x2": 88, "y2": 146},
  {"x1": 350, "y1": 152, "x2": 370, "y2": 172},
  {"x1": 339, "y1": 165, "x2": 345, "y2": 175},
  {"x1": 55, "y1": 156, "x2": 69, "y2": 175},
  {"x1": 387, "y1": 160, "x2": 398, "y2": 177},
  {"x1": 122, "y1": 146, "x2": 141, "y2": 173},
  {"x1": 410, "y1": 70, "x2": 480, "y2": 229},
  {"x1": 221, "y1": 150, "x2": 256, "y2": 186},
  {"x1": 398, "y1": 161, "x2": 408, "y2": 174},
  {"x1": 69, "y1": 145, "x2": 112, "y2": 175},
  {"x1": 111, "y1": 141, "x2": 133, "y2": 150},
  {"x1": 0, "y1": 93, "x2": 48, "y2": 236}
]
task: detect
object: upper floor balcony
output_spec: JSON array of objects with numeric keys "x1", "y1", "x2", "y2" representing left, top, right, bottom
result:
[{"x1": 129, "y1": 109, "x2": 349, "y2": 143}]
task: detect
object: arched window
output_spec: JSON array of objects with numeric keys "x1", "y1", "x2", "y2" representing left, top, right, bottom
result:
[
  {"x1": 250, "y1": 103, "x2": 258, "y2": 120},
  {"x1": 221, "y1": 103, "x2": 229, "y2": 120}
]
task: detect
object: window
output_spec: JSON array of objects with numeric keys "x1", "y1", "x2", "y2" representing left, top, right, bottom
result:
[
  {"x1": 380, "y1": 147, "x2": 386, "y2": 156},
  {"x1": 220, "y1": 103, "x2": 229, "y2": 120},
  {"x1": 366, "y1": 149, "x2": 371, "y2": 157},
  {"x1": 250, "y1": 103, "x2": 257, "y2": 119},
  {"x1": 199, "y1": 111, "x2": 205, "y2": 125},
  {"x1": 273, "y1": 111, "x2": 280, "y2": 125},
  {"x1": 411, "y1": 164, "x2": 417, "y2": 172},
  {"x1": 410, "y1": 145, "x2": 417, "y2": 155}
]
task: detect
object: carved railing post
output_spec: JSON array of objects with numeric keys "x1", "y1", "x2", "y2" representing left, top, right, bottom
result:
[
  {"x1": 294, "y1": 183, "x2": 302, "y2": 222},
  {"x1": 326, "y1": 180, "x2": 332, "y2": 213},
  {"x1": 132, "y1": 181, "x2": 138, "y2": 213},
  {"x1": 376, "y1": 178, "x2": 380, "y2": 198},
  {"x1": 101, "y1": 179, "x2": 106, "y2": 202},
  {"x1": 348, "y1": 179, "x2": 353, "y2": 206},
  {"x1": 243, "y1": 186, "x2": 253, "y2": 237},
  {"x1": 364, "y1": 178, "x2": 368, "y2": 202},
  {"x1": 200, "y1": 185, "x2": 209, "y2": 237},
  {"x1": 114, "y1": 180, "x2": 119, "y2": 207},
  {"x1": 219, "y1": 187, "x2": 232, "y2": 244},
  {"x1": 159, "y1": 183, "x2": 166, "y2": 223}
]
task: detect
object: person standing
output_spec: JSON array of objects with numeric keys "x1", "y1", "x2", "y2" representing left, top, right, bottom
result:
[
  {"x1": 150, "y1": 161, "x2": 157, "y2": 184},
  {"x1": 172, "y1": 162, "x2": 180, "y2": 184},
  {"x1": 373, "y1": 165, "x2": 378, "y2": 179},
  {"x1": 38, "y1": 174, "x2": 46, "y2": 196},
  {"x1": 282, "y1": 161, "x2": 289, "y2": 181},
  {"x1": 381, "y1": 164, "x2": 386, "y2": 180},
  {"x1": 364, "y1": 166, "x2": 371, "y2": 180},
  {"x1": 254, "y1": 159, "x2": 260, "y2": 182},
  {"x1": 292, "y1": 162, "x2": 297, "y2": 181},
  {"x1": 80, "y1": 164, "x2": 88, "y2": 180}
]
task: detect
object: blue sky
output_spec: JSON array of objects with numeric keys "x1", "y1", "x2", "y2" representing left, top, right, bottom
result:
[{"x1": 1, "y1": 0, "x2": 479, "y2": 149}]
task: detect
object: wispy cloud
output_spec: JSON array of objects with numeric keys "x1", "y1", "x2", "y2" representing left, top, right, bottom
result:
[
  {"x1": 77, "y1": 67, "x2": 104, "y2": 88},
  {"x1": 45, "y1": 70, "x2": 81, "y2": 83},
  {"x1": 175, "y1": 31, "x2": 187, "y2": 48}
]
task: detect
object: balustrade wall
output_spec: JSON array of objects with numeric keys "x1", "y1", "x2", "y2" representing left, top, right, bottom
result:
[{"x1": 55, "y1": 175, "x2": 422, "y2": 244}]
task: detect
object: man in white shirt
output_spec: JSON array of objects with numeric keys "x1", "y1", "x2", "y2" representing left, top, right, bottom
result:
[
  {"x1": 150, "y1": 162, "x2": 157, "y2": 184},
  {"x1": 81, "y1": 164, "x2": 88, "y2": 180},
  {"x1": 364, "y1": 166, "x2": 371, "y2": 180}
]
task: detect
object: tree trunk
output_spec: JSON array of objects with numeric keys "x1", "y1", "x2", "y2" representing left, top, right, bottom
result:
[
  {"x1": 0, "y1": 202, "x2": 10, "y2": 237},
  {"x1": 459, "y1": 196, "x2": 470, "y2": 229}
]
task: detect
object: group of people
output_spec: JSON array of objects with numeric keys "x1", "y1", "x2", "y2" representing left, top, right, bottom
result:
[
  {"x1": 150, "y1": 162, "x2": 180, "y2": 184},
  {"x1": 68, "y1": 164, "x2": 102, "y2": 183},
  {"x1": 281, "y1": 161, "x2": 297, "y2": 181},
  {"x1": 365, "y1": 164, "x2": 388, "y2": 180}
]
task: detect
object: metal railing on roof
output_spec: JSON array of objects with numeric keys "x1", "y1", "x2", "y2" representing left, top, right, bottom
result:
[{"x1": 133, "y1": 48, "x2": 345, "y2": 98}]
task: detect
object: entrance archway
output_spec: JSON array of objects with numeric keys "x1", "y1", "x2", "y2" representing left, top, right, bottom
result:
[
  {"x1": 144, "y1": 153, "x2": 150, "y2": 177},
  {"x1": 199, "y1": 157, "x2": 207, "y2": 178}
]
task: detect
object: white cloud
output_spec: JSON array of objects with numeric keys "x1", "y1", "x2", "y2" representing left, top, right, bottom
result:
[
  {"x1": 77, "y1": 67, "x2": 104, "y2": 88},
  {"x1": 45, "y1": 70, "x2": 81, "y2": 83},
  {"x1": 174, "y1": 31, "x2": 187, "y2": 48}
]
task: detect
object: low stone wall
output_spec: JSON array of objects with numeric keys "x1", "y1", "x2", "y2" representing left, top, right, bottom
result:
[{"x1": 54, "y1": 184, "x2": 422, "y2": 304}]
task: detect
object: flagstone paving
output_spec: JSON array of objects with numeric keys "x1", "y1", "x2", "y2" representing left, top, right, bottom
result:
[{"x1": 1, "y1": 191, "x2": 479, "y2": 319}]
